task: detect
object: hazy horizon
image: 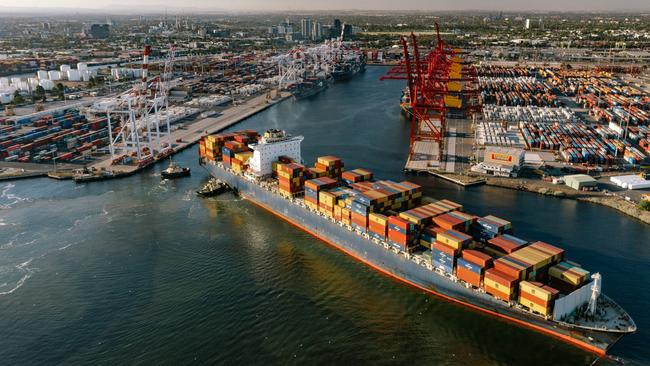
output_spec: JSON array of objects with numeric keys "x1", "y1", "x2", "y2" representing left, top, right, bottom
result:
[{"x1": 1, "y1": 0, "x2": 649, "y2": 13}]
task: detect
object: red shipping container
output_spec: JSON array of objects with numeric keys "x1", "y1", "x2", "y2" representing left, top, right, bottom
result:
[
  {"x1": 462, "y1": 250, "x2": 493, "y2": 268},
  {"x1": 494, "y1": 260, "x2": 526, "y2": 280},
  {"x1": 368, "y1": 221, "x2": 387, "y2": 238},
  {"x1": 485, "y1": 268, "x2": 518, "y2": 288},
  {"x1": 457, "y1": 266, "x2": 482, "y2": 288},
  {"x1": 388, "y1": 230, "x2": 412, "y2": 245},
  {"x1": 388, "y1": 215, "x2": 410, "y2": 230}
]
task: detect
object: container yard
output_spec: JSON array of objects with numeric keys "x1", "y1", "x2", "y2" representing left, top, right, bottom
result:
[
  {"x1": 477, "y1": 63, "x2": 650, "y2": 170},
  {"x1": 197, "y1": 128, "x2": 636, "y2": 355},
  {"x1": 0, "y1": 107, "x2": 114, "y2": 164}
]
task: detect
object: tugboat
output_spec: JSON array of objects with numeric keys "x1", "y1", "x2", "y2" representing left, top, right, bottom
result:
[
  {"x1": 196, "y1": 178, "x2": 229, "y2": 197},
  {"x1": 161, "y1": 159, "x2": 191, "y2": 179}
]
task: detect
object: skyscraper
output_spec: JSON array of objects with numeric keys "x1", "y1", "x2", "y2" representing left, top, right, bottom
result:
[
  {"x1": 333, "y1": 19, "x2": 342, "y2": 38},
  {"x1": 301, "y1": 19, "x2": 313, "y2": 40},
  {"x1": 312, "y1": 22, "x2": 322, "y2": 40}
]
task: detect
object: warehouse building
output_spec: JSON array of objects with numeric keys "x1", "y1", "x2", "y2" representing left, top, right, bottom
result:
[
  {"x1": 564, "y1": 174, "x2": 598, "y2": 191},
  {"x1": 472, "y1": 147, "x2": 525, "y2": 177}
]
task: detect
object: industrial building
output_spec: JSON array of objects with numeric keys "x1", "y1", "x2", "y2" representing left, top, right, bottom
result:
[
  {"x1": 472, "y1": 147, "x2": 525, "y2": 177},
  {"x1": 564, "y1": 174, "x2": 598, "y2": 191}
]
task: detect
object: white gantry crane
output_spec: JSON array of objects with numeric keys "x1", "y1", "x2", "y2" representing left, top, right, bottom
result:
[
  {"x1": 103, "y1": 44, "x2": 176, "y2": 164},
  {"x1": 276, "y1": 39, "x2": 347, "y2": 90}
]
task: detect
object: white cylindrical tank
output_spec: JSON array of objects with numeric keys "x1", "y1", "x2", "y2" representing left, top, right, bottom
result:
[
  {"x1": 60, "y1": 64, "x2": 71, "y2": 73},
  {"x1": 39, "y1": 79, "x2": 54, "y2": 90},
  {"x1": 37, "y1": 70, "x2": 49, "y2": 80},
  {"x1": 28, "y1": 77, "x2": 40, "y2": 89},
  {"x1": 67, "y1": 69, "x2": 80, "y2": 81},
  {"x1": 48, "y1": 71, "x2": 61, "y2": 81},
  {"x1": 18, "y1": 81, "x2": 30, "y2": 91}
]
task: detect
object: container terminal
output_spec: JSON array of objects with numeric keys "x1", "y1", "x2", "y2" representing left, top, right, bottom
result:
[
  {"x1": 0, "y1": 39, "x2": 366, "y2": 181},
  {"x1": 197, "y1": 128, "x2": 636, "y2": 355}
]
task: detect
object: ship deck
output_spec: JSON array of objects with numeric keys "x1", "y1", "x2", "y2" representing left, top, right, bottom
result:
[{"x1": 203, "y1": 160, "x2": 635, "y2": 355}]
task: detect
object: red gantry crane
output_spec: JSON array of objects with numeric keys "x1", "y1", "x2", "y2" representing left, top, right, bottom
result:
[{"x1": 381, "y1": 23, "x2": 481, "y2": 172}]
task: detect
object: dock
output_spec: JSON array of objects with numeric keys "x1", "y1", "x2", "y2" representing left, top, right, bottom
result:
[{"x1": 86, "y1": 92, "x2": 291, "y2": 177}]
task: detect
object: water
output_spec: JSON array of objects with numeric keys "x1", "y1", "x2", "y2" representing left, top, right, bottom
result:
[{"x1": 1, "y1": 67, "x2": 649, "y2": 365}]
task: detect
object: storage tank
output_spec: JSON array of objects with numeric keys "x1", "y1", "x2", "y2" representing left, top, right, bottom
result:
[
  {"x1": 28, "y1": 77, "x2": 40, "y2": 89},
  {"x1": 0, "y1": 93, "x2": 13, "y2": 104},
  {"x1": 37, "y1": 70, "x2": 49, "y2": 80},
  {"x1": 48, "y1": 71, "x2": 61, "y2": 81},
  {"x1": 67, "y1": 69, "x2": 80, "y2": 82},
  {"x1": 39, "y1": 79, "x2": 54, "y2": 90}
]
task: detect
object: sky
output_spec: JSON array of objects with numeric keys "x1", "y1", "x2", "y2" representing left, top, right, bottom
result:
[{"x1": 0, "y1": 0, "x2": 648, "y2": 12}]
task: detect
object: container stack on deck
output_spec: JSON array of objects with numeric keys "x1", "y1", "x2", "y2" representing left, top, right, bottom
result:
[{"x1": 199, "y1": 130, "x2": 598, "y2": 319}]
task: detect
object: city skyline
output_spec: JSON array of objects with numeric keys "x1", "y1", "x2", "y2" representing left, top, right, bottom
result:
[{"x1": 2, "y1": 0, "x2": 649, "y2": 12}]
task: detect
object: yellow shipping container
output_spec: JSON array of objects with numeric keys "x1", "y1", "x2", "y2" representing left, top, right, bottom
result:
[
  {"x1": 519, "y1": 296, "x2": 551, "y2": 316},
  {"x1": 234, "y1": 151, "x2": 253, "y2": 163},
  {"x1": 320, "y1": 206, "x2": 333, "y2": 217},
  {"x1": 447, "y1": 81, "x2": 462, "y2": 92},
  {"x1": 484, "y1": 278, "x2": 515, "y2": 293},
  {"x1": 444, "y1": 95, "x2": 462, "y2": 109},
  {"x1": 305, "y1": 201, "x2": 319, "y2": 210},
  {"x1": 519, "y1": 281, "x2": 553, "y2": 301},
  {"x1": 549, "y1": 266, "x2": 583, "y2": 285},
  {"x1": 449, "y1": 71, "x2": 462, "y2": 80},
  {"x1": 436, "y1": 232, "x2": 466, "y2": 250},
  {"x1": 319, "y1": 191, "x2": 337, "y2": 207},
  {"x1": 369, "y1": 213, "x2": 388, "y2": 225}
]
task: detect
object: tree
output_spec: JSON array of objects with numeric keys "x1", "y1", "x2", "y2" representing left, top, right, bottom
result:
[
  {"x1": 56, "y1": 83, "x2": 65, "y2": 101},
  {"x1": 34, "y1": 85, "x2": 46, "y2": 102},
  {"x1": 639, "y1": 200, "x2": 650, "y2": 212},
  {"x1": 13, "y1": 90, "x2": 24, "y2": 105}
]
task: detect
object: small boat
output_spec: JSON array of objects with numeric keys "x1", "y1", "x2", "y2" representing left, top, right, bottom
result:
[
  {"x1": 161, "y1": 160, "x2": 190, "y2": 179},
  {"x1": 196, "y1": 178, "x2": 228, "y2": 197}
]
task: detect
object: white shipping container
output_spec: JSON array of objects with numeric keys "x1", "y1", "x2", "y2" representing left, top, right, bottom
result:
[{"x1": 37, "y1": 70, "x2": 49, "y2": 80}]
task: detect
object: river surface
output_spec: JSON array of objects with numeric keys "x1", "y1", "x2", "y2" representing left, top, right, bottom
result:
[{"x1": 1, "y1": 66, "x2": 649, "y2": 365}]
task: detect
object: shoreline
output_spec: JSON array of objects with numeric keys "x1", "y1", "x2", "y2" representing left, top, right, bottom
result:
[
  {"x1": 483, "y1": 176, "x2": 650, "y2": 225},
  {"x1": 430, "y1": 171, "x2": 650, "y2": 225},
  {"x1": 0, "y1": 92, "x2": 291, "y2": 182}
]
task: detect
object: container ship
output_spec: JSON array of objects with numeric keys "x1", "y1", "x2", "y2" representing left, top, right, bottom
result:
[
  {"x1": 198, "y1": 129, "x2": 636, "y2": 356},
  {"x1": 291, "y1": 76, "x2": 330, "y2": 100},
  {"x1": 331, "y1": 54, "x2": 366, "y2": 81}
]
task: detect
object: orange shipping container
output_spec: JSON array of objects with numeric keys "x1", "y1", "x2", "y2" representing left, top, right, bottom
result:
[{"x1": 457, "y1": 266, "x2": 482, "y2": 288}]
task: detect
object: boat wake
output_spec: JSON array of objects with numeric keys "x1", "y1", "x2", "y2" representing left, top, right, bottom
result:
[
  {"x1": 0, "y1": 258, "x2": 34, "y2": 296},
  {"x1": 0, "y1": 183, "x2": 31, "y2": 209}
]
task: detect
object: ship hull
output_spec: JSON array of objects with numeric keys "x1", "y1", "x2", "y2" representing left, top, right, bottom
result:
[{"x1": 204, "y1": 161, "x2": 625, "y2": 355}]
